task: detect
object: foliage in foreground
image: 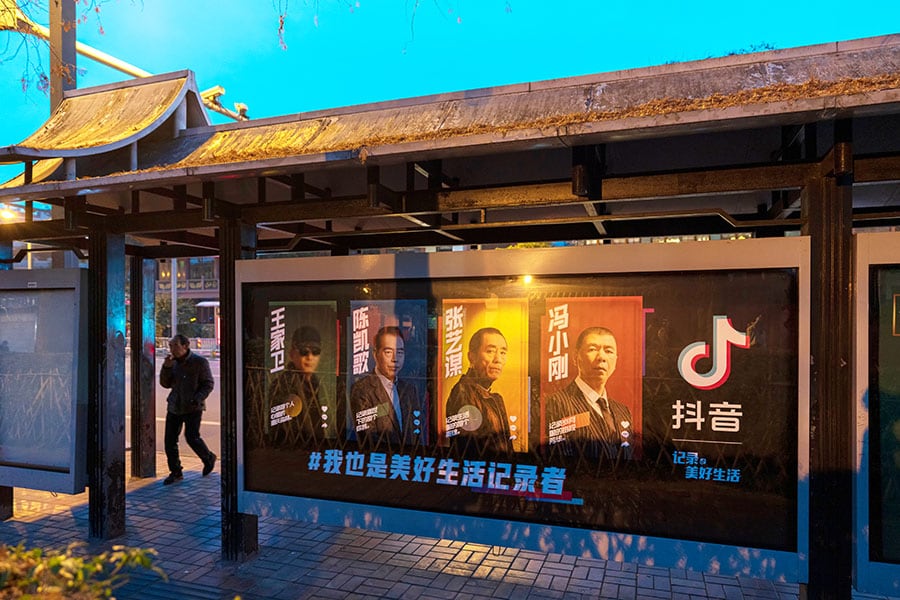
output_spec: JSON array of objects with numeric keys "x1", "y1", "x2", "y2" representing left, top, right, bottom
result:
[{"x1": 0, "y1": 543, "x2": 165, "y2": 599}]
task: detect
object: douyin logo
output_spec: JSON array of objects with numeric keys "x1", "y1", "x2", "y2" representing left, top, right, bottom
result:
[{"x1": 677, "y1": 315, "x2": 749, "y2": 390}]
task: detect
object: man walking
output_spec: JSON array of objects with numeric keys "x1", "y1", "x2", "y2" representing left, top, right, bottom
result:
[{"x1": 160, "y1": 334, "x2": 216, "y2": 485}]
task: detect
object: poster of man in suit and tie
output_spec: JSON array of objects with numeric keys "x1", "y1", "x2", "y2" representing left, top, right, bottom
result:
[
  {"x1": 347, "y1": 299, "x2": 428, "y2": 448},
  {"x1": 540, "y1": 297, "x2": 644, "y2": 462}
]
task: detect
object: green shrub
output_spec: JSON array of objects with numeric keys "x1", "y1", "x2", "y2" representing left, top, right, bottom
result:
[{"x1": 0, "y1": 543, "x2": 165, "y2": 599}]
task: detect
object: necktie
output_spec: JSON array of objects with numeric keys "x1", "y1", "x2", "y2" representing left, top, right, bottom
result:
[
  {"x1": 392, "y1": 383, "x2": 403, "y2": 432},
  {"x1": 599, "y1": 398, "x2": 617, "y2": 439}
]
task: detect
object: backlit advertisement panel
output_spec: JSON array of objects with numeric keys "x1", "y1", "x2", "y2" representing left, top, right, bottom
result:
[{"x1": 240, "y1": 245, "x2": 801, "y2": 553}]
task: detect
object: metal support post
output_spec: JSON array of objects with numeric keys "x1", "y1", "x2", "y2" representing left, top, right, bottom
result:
[
  {"x1": 88, "y1": 232, "x2": 127, "y2": 539},
  {"x1": 220, "y1": 218, "x2": 258, "y2": 560},
  {"x1": 129, "y1": 257, "x2": 156, "y2": 478},
  {"x1": 0, "y1": 241, "x2": 11, "y2": 520},
  {"x1": 804, "y1": 120, "x2": 854, "y2": 599},
  {"x1": 572, "y1": 144, "x2": 604, "y2": 201}
]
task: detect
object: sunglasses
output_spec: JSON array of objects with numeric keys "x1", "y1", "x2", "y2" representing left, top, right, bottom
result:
[{"x1": 296, "y1": 346, "x2": 321, "y2": 357}]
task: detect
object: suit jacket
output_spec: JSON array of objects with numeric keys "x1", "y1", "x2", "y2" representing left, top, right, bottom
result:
[
  {"x1": 445, "y1": 369, "x2": 513, "y2": 455},
  {"x1": 544, "y1": 380, "x2": 634, "y2": 460},
  {"x1": 350, "y1": 372, "x2": 426, "y2": 447}
]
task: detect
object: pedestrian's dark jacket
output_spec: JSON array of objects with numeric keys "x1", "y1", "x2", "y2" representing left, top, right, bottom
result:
[{"x1": 160, "y1": 350, "x2": 214, "y2": 415}]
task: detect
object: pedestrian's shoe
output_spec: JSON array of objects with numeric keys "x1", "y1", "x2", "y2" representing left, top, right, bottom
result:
[
  {"x1": 163, "y1": 471, "x2": 183, "y2": 485},
  {"x1": 202, "y1": 453, "x2": 217, "y2": 477}
]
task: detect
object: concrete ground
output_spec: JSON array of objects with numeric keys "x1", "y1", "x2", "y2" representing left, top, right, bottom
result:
[{"x1": 1, "y1": 452, "x2": 807, "y2": 599}]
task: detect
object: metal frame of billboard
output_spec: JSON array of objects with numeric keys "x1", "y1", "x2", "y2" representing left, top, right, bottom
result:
[
  {"x1": 0, "y1": 268, "x2": 87, "y2": 494},
  {"x1": 236, "y1": 238, "x2": 811, "y2": 582},
  {"x1": 853, "y1": 232, "x2": 900, "y2": 595}
]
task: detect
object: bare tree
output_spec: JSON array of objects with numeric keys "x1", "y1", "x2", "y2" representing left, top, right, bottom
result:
[
  {"x1": 273, "y1": 0, "x2": 513, "y2": 50},
  {"x1": 0, "y1": 0, "x2": 113, "y2": 93}
]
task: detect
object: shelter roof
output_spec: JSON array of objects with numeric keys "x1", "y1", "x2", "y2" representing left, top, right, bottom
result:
[
  {"x1": 0, "y1": 36, "x2": 899, "y2": 256},
  {"x1": 0, "y1": 70, "x2": 208, "y2": 163},
  {"x1": 144, "y1": 37, "x2": 900, "y2": 175},
  {"x1": 2, "y1": 36, "x2": 899, "y2": 194}
]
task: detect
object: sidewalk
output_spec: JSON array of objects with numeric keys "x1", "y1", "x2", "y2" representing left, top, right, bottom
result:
[{"x1": 1, "y1": 452, "x2": 802, "y2": 599}]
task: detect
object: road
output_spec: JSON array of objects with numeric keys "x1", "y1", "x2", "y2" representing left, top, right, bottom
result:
[{"x1": 124, "y1": 355, "x2": 222, "y2": 457}]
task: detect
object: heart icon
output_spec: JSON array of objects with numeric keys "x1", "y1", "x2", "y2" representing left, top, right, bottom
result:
[
  {"x1": 321, "y1": 406, "x2": 328, "y2": 412},
  {"x1": 413, "y1": 410, "x2": 421, "y2": 417},
  {"x1": 509, "y1": 415, "x2": 517, "y2": 422}
]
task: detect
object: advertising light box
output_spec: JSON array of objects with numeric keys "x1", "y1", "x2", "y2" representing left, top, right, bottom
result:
[
  {"x1": 854, "y1": 232, "x2": 900, "y2": 596},
  {"x1": 0, "y1": 269, "x2": 87, "y2": 494},
  {"x1": 237, "y1": 240, "x2": 810, "y2": 576}
]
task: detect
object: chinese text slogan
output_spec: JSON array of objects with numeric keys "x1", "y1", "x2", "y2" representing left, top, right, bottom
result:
[
  {"x1": 672, "y1": 451, "x2": 741, "y2": 483},
  {"x1": 351, "y1": 306, "x2": 370, "y2": 375},
  {"x1": 547, "y1": 304, "x2": 570, "y2": 382},
  {"x1": 308, "y1": 449, "x2": 569, "y2": 496},
  {"x1": 269, "y1": 306, "x2": 286, "y2": 374}
]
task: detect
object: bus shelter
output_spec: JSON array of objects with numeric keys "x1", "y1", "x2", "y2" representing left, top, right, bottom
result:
[{"x1": 0, "y1": 35, "x2": 899, "y2": 598}]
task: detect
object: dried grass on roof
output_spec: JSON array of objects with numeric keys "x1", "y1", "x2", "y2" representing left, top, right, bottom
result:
[
  {"x1": 86, "y1": 73, "x2": 900, "y2": 175},
  {"x1": 348, "y1": 74, "x2": 900, "y2": 149}
]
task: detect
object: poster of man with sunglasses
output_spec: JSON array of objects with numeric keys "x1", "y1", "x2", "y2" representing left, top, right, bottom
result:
[{"x1": 266, "y1": 301, "x2": 341, "y2": 447}]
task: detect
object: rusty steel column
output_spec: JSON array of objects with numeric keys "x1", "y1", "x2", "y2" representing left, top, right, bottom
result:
[
  {"x1": 129, "y1": 257, "x2": 156, "y2": 478},
  {"x1": 88, "y1": 232, "x2": 127, "y2": 539},
  {"x1": 804, "y1": 120, "x2": 854, "y2": 599},
  {"x1": 219, "y1": 218, "x2": 258, "y2": 560},
  {"x1": 0, "y1": 241, "x2": 11, "y2": 520}
]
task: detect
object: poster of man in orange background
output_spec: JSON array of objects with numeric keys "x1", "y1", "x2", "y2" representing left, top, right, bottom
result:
[
  {"x1": 439, "y1": 297, "x2": 529, "y2": 454},
  {"x1": 540, "y1": 296, "x2": 643, "y2": 458}
]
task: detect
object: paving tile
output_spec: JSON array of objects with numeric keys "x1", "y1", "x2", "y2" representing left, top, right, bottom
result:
[
  {"x1": 0, "y1": 451, "x2": 824, "y2": 600},
  {"x1": 504, "y1": 572, "x2": 539, "y2": 586},
  {"x1": 723, "y1": 585, "x2": 745, "y2": 600},
  {"x1": 742, "y1": 591, "x2": 782, "y2": 600},
  {"x1": 674, "y1": 579, "x2": 710, "y2": 592},
  {"x1": 401, "y1": 571, "x2": 438, "y2": 586},
  {"x1": 605, "y1": 572, "x2": 638, "y2": 586},
  {"x1": 617, "y1": 587, "x2": 638, "y2": 600},
  {"x1": 653, "y1": 575, "x2": 673, "y2": 590},
  {"x1": 419, "y1": 589, "x2": 458, "y2": 599},
  {"x1": 566, "y1": 581, "x2": 604, "y2": 594},
  {"x1": 490, "y1": 581, "x2": 519, "y2": 599},
  {"x1": 635, "y1": 593, "x2": 671, "y2": 600},
  {"x1": 541, "y1": 564, "x2": 575, "y2": 577},
  {"x1": 461, "y1": 578, "x2": 500, "y2": 596},
  {"x1": 432, "y1": 573, "x2": 467, "y2": 592}
]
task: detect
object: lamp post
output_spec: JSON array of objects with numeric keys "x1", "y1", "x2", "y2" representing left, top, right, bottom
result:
[{"x1": 0, "y1": 0, "x2": 248, "y2": 120}]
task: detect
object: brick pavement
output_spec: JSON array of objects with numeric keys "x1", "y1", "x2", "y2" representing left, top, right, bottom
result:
[{"x1": 0, "y1": 452, "x2": 804, "y2": 599}]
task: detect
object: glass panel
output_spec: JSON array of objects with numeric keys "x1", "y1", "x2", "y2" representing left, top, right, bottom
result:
[
  {"x1": 0, "y1": 289, "x2": 75, "y2": 472},
  {"x1": 871, "y1": 266, "x2": 900, "y2": 562},
  {"x1": 242, "y1": 268, "x2": 799, "y2": 551}
]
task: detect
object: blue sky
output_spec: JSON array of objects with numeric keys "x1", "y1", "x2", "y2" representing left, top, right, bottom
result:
[{"x1": 0, "y1": 0, "x2": 897, "y2": 182}]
